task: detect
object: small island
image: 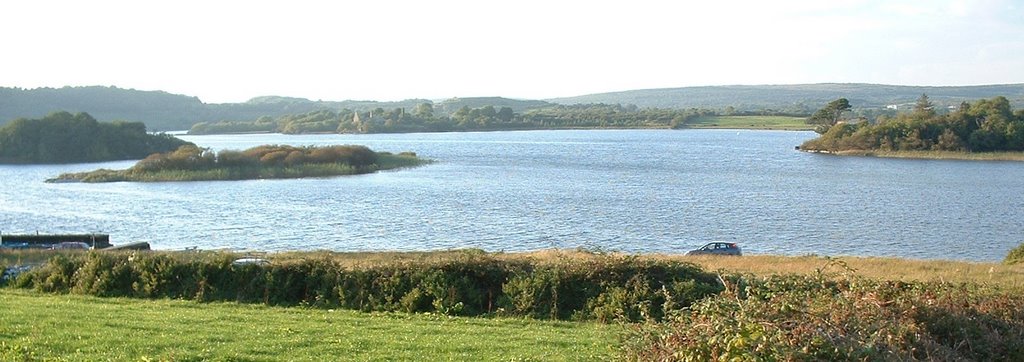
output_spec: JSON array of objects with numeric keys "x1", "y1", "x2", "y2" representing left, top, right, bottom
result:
[
  {"x1": 800, "y1": 96, "x2": 1024, "y2": 160},
  {"x1": 47, "y1": 144, "x2": 430, "y2": 183},
  {"x1": 0, "y1": 111, "x2": 191, "y2": 164}
]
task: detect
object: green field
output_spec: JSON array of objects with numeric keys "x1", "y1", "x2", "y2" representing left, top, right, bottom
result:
[
  {"x1": 0, "y1": 290, "x2": 616, "y2": 361},
  {"x1": 684, "y1": 115, "x2": 811, "y2": 130}
]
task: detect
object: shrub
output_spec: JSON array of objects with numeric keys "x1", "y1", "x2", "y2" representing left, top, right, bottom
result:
[
  {"x1": 620, "y1": 273, "x2": 1024, "y2": 361},
  {"x1": 1005, "y1": 243, "x2": 1024, "y2": 265}
]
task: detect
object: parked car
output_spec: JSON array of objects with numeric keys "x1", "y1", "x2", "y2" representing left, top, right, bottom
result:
[
  {"x1": 50, "y1": 242, "x2": 90, "y2": 250},
  {"x1": 687, "y1": 242, "x2": 742, "y2": 256}
]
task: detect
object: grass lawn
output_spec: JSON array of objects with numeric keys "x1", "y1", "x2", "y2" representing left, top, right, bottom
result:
[
  {"x1": 685, "y1": 115, "x2": 811, "y2": 130},
  {"x1": 0, "y1": 290, "x2": 617, "y2": 361}
]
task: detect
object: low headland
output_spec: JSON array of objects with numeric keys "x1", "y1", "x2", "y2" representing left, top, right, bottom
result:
[
  {"x1": 800, "y1": 96, "x2": 1024, "y2": 161},
  {"x1": 2, "y1": 247, "x2": 1023, "y2": 360},
  {"x1": 46, "y1": 144, "x2": 431, "y2": 183}
]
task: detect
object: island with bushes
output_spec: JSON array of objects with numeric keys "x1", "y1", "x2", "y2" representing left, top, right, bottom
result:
[
  {"x1": 800, "y1": 95, "x2": 1024, "y2": 160},
  {"x1": 0, "y1": 111, "x2": 191, "y2": 164},
  {"x1": 46, "y1": 144, "x2": 430, "y2": 183}
]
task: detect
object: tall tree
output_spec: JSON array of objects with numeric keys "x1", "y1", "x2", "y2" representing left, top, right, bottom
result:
[
  {"x1": 913, "y1": 93, "x2": 936, "y2": 119},
  {"x1": 808, "y1": 98, "x2": 851, "y2": 134},
  {"x1": 413, "y1": 103, "x2": 434, "y2": 118},
  {"x1": 497, "y1": 107, "x2": 515, "y2": 122}
]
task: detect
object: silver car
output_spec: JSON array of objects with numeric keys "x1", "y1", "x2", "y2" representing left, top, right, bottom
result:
[{"x1": 687, "y1": 242, "x2": 742, "y2": 256}]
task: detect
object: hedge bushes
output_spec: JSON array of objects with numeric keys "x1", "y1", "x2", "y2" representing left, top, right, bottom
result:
[
  {"x1": 620, "y1": 271, "x2": 1024, "y2": 361},
  {"x1": 1005, "y1": 243, "x2": 1024, "y2": 265},
  {"x1": 7, "y1": 251, "x2": 721, "y2": 322}
]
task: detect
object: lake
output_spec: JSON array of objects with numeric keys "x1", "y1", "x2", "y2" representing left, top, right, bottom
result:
[{"x1": 2, "y1": 129, "x2": 1022, "y2": 262}]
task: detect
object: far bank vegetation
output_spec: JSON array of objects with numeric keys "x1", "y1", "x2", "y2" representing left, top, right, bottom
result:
[{"x1": 187, "y1": 104, "x2": 812, "y2": 135}]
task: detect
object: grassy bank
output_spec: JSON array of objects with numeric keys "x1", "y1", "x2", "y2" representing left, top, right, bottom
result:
[
  {"x1": 808, "y1": 149, "x2": 1024, "y2": 162},
  {"x1": 684, "y1": 115, "x2": 811, "y2": 130},
  {"x1": 676, "y1": 254, "x2": 1024, "y2": 289},
  {"x1": 0, "y1": 290, "x2": 615, "y2": 361}
]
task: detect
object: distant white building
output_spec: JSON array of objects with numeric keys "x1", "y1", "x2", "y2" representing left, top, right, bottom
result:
[{"x1": 885, "y1": 104, "x2": 898, "y2": 110}]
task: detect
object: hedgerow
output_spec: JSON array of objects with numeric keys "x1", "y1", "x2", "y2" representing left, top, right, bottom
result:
[{"x1": 8, "y1": 250, "x2": 721, "y2": 321}]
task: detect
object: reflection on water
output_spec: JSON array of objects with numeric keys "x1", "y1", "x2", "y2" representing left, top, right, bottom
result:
[{"x1": 2, "y1": 129, "x2": 1022, "y2": 262}]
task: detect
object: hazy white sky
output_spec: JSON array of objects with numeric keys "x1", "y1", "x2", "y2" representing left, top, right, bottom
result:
[{"x1": 2, "y1": 0, "x2": 1022, "y2": 103}]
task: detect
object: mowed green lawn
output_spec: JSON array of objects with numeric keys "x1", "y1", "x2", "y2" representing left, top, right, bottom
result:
[
  {"x1": 0, "y1": 290, "x2": 617, "y2": 361},
  {"x1": 685, "y1": 115, "x2": 811, "y2": 130}
]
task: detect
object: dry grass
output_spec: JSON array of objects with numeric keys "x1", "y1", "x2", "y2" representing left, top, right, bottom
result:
[{"x1": 664, "y1": 254, "x2": 1024, "y2": 288}]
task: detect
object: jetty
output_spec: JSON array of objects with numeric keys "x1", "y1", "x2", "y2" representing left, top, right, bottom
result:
[{"x1": 1, "y1": 234, "x2": 112, "y2": 249}]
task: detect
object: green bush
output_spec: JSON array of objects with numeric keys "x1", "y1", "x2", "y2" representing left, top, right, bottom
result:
[
  {"x1": 620, "y1": 273, "x2": 1024, "y2": 361},
  {"x1": 1005, "y1": 243, "x2": 1024, "y2": 265},
  {"x1": 8, "y1": 251, "x2": 720, "y2": 321}
]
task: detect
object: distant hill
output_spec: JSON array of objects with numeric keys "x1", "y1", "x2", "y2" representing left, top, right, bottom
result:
[
  {"x1": 4, "y1": 84, "x2": 1023, "y2": 131},
  {"x1": 0, "y1": 86, "x2": 432, "y2": 131},
  {"x1": 0, "y1": 86, "x2": 205, "y2": 131},
  {"x1": 546, "y1": 83, "x2": 1024, "y2": 112}
]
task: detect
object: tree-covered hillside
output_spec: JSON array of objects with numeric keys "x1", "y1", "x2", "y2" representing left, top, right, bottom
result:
[
  {"x1": 547, "y1": 83, "x2": 1024, "y2": 113},
  {"x1": 0, "y1": 111, "x2": 191, "y2": 164}
]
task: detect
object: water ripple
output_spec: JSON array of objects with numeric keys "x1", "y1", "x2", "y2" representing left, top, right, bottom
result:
[{"x1": 2, "y1": 130, "x2": 1023, "y2": 261}]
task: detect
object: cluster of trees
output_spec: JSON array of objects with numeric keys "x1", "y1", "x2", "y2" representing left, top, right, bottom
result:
[
  {"x1": 522, "y1": 104, "x2": 715, "y2": 128},
  {"x1": 0, "y1": 111, "x2": 191, "y2": 163},
  {"x1": 133, "y1": 144, "x2": 379, "y2": 173},
  {"x1": 802, "y1": 95, "x2": 1024, "y2": 153},
  {"x1": 189, "y1": 103, "x2": 727, "y2": 135}
]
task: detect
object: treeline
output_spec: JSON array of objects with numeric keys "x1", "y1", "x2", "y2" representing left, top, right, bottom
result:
[
  {"x1": 0, "y1": 111, "x2": 191, "y2": 164},
  {"x1": 7, "y1": 251, "x2": 721, "y2": 322},
  {"x1": 802, "y1": 96, "x2": 1024, "y2": 153},
  {"x1": 189, "y1": 103, "x2": 723, "y2": 135}
]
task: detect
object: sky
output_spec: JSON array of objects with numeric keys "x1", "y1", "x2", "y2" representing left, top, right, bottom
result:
[{"x1": 2, "y1": 0, "x2": 1023, "y2": 103}]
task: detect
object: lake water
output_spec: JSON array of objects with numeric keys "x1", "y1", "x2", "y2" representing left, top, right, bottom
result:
[{"x1": 2, "y1": 129, "x2": 1022, "y2": 262}]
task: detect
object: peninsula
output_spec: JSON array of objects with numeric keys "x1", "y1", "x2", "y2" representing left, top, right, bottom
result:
[
  {"x1": 800, "y1": 96, "x2": 1024, "y2": 160},
  {"x1": 0, "y1": 111, "x2": 190, "y2": 164}
]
